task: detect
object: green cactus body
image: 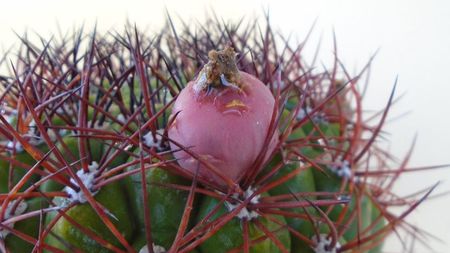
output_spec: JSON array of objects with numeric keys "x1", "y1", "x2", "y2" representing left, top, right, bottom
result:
[
  {"x1": 125, "y1": 163, "x2": 191, "y2": 249},
  {"x1": 131, "y1": 234, "x2": 148, "y2": 251},
  {"x1": 3, "y1": 197, "x2": 48, "y2": 253},
  {"x1": 57, "y1": 135, "x2": 104, "y2": 163},
  {"x1": 105, "y1": 148, "x2": 132, "y2": 170},
  {"x1": 368, "y1": 202, "x2": 387, "y2": 253},
  {"x1": 0, "y1": 145, "x2": 48, "y2": 193},
  {"x1": 284, "y1": 114, "x2": 380, "y2": 250},
  {"x1": 196, "y1": 195, "x2": 291, "y2": 253},
  {"x1": 40, "y1": 177, "x2": 65, "y2": 193},
  {"x1": 132, "y1": 234, "x2": 199, "y2": 253},
  {"x1": 340, "y1": 196, "x2": 373, "y2": 242},
  {"x1": 45, "y1": 181, "x2": 133, "y2": 253},
  {"x1": 39, "y1": 135, "x2": 104, "y2": 193},
  {"x1": 265, "y1": 153, "x2": 317, "y2": 253}
]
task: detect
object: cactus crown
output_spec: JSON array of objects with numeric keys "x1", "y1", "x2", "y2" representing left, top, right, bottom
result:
[{"x1": 0, "y1": 13, "x2": 440, "y2": 253}]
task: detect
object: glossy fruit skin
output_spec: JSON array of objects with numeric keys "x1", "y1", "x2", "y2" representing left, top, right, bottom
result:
[
  {"x1": 4, "y1": 197, "x2": 48, "y2": 253},
  {"x1": 169, "y1": 71, "x2": 278, "y2": 187},
  {"x1": 125, "y1": 164, "x2": 191, "y2": 249},
  {"x1": 45, "y1": 181, "x2": 134, "y2": 253},
  {"x1": 196, "y1": 195, "x2": 291, "y2": 253}
]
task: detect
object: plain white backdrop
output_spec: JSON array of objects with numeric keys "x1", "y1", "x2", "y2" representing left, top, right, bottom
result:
[{"x1": 1, "y1": 0, "x2": 449, "y2": 252}]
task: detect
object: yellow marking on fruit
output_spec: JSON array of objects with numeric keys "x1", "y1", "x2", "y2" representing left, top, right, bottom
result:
[{"x1": 225, "y1": 99, "x2": 247, "y2": 109}]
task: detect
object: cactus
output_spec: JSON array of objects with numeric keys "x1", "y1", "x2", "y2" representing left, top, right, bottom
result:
[{"x1": 0, "y1": 14, "x2": 439, "y2": 253}]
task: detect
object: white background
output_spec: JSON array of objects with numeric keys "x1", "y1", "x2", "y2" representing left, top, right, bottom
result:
[{"x1": 1, "y1": 0, "x2": 449, "y2": 252}]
